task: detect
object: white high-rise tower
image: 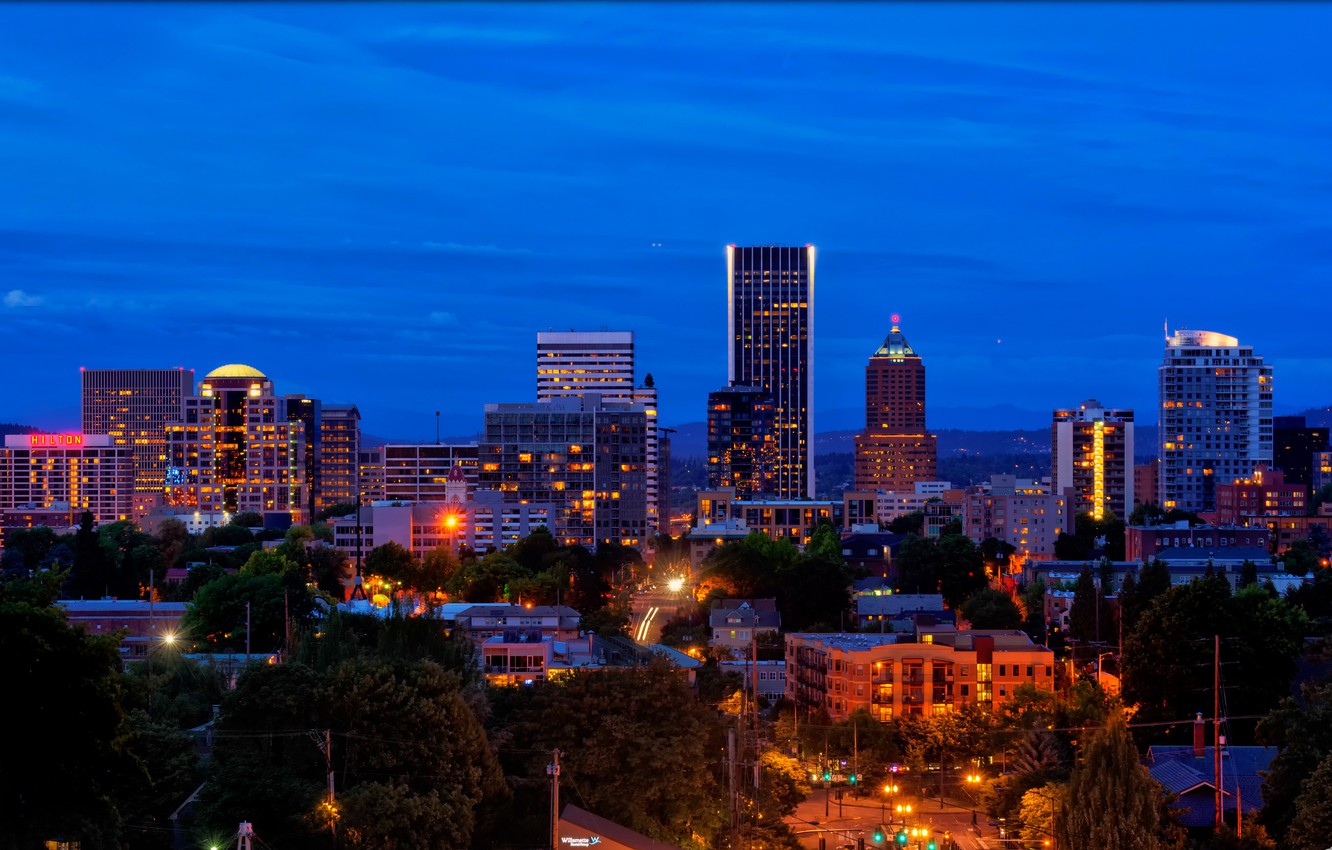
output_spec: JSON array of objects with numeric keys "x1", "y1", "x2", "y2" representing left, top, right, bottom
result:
[{"x1": 1159, "y1": 329, "x2": 1272, "y2": 512}]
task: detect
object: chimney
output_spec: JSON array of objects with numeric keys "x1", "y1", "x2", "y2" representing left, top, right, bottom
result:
[{"x1": 1193, "y1": 712, "x2": 1205, "y2": 757}]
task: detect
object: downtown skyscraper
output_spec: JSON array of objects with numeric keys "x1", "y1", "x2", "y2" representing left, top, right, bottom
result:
[
  {"x1": 726, "y1": 245, "x2": 814, "y2": 500},
  {"x1": 81, "y1": 367, "x2": 194, "y2": 493},
  {"x1": 1159, "y1": 329, "x2": 1273, "y2": 512},
  {"x1": 853, "y1": 316, "x2": 937, "y2": 492}
]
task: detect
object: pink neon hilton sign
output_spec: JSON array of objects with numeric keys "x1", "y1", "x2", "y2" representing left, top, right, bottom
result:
[{"x1": 29, "y1": 434, "x2": 85, "y2": 448}]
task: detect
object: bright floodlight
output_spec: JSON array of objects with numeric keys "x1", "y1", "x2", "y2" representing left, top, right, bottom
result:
[
  {"x1": 667, "y1": 577, "x2": 684, "y2": 592},
  {"x1": 161, "y1": 632, "x2": 177, "y2": 645}
]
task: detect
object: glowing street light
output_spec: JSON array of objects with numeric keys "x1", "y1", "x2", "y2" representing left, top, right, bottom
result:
[{"x1": 667, "y1": 577, "x2": 684, "y2": 593}]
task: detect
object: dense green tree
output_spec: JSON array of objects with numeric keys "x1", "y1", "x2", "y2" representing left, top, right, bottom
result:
[
  {"x1": 961, "y1": 587, "x2": 1023, "y2": 630},
  {"x1": 0, "y1": 525, "x2": 60, "y2": 570},
  {"x1": 115, "y1": 711, "x2": 201, "y2": 849},
  {"x1": 230, "y1": 511, "x2": 264, "y2": 528},
  {"x1": 1056, "y1": 714, "x2": 1165, "y2": 850},
  {"x1": 775, "y1": 552, "x2": 851, "y2": 632},
  {"x1": 314, "y1": 502, "x2": 357, "y2": 522},
  {"x1": 1286, "y1": 751, "x2": 1332, "y2": 850},
  {"x1": 1283, "y1": 540, "x2": 1320, "y2": 576},
  {"x1": 201, "y1": 658, "x2": 503, "y2": 847},
  {"x1": 488, "y1": 664, "x2": 726, "y2": 849},
  {"x1": 895, "y1": 532, "x2": 986, "y2": 608},
  {"x1": 240, "y1": 548, "x2": 298, "y2": 576},
  {"x1": 1020, "y1": 578, "x2": 1048, "y2": 644},
  {"x1": 308, "y1": 546, "x2": 351, "y2": 597},
  {"x1": 1124, "y1": 578, "x2": 1309, "y2": 737},
  {"x1": 887, "y1": 510, "x2": 924, "y2": 535},
  {"x1": 447, "y1": 551, "x2": 525, "y2": 602},
  {"x1": 1018, "y1": 781, "x2": 1065, "y2": 845},
  {"x1": 805, "y1": 522, "x2": 843, "y2": 563},
  {"x1": 182, "y1": 571, "x2": 316, "y2": 652},
  {"x1": 364, "y1": 541, "x2": 417, "y2": 584},
  {"x1": 1257, "y1": 682, "x2": 1332, "y2": 840},
  {"x1": 1, "y1": 596, "x2": 131, "y2": 849},
  {"x1": 201, "y1": 523, "x2": 253, "y2": 548},
  {"x1": 1068, "y1": 565, "x2": 1111, "y2": 645}
]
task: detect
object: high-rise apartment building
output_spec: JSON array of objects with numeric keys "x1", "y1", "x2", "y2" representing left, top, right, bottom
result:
[
  {"x1": 1273, "y1": 416, "x2": 1330, "y2": 487},
  {"x1": 1159, "y1": 330, "x2": 1273, "y2": 512},
  {"x1": 0, "y1": 433, "x2": 133, "y2": 524},
  {"x1": 633, "y1": 377, "x2": 661, "y2": 537},
  {"x1": 358, "y1": 444, "x2": 386, "y2": 502},
  {"x1": 478, "y1": 397, "x2": 647, "y2": 548},
  {"x1": 707, "y1": 384, "x2": 777, "y2": 497},
  {"x1": 320, "y1": 405, "x2": 361, "y2": 508},
  {"x1": 383, "y1": 443, "x2": 479, "y2": 502},
  {"x1": 537, "y1": 330, "x2": 664, "y2": 536},
  {"x1": 81, "y1": 368, "x2": 194, "y2": 493},
  {"x1": 536, "y1": 331, "x2": 635, "y2": 402},
  {"x1": 1052, "y1": 400, "x2": 1135, "y2": 521},
  {"x1": 284, "y1": 394, "x2": 322, "y2": 515},
  {"x1": 854, "y1": 317, "x2": 937, "y2": 492},
  {"x1": 727, "y1": 245, "x2": 814, "y2": 500},
  {"x1": 164, "y1": 365, "x2": 305, "y2": 517}
]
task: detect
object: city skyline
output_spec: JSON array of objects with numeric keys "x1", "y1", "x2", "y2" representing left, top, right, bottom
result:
[{"x1": 4, "y1": 4, "x2": 1332, "y2": 437}]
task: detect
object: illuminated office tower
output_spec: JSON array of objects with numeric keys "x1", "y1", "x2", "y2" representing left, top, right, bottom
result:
[
  {"x1": 165, "y1": 365, "x2": 305, "y2": 517},
  {"x1": 727, "y1": 245, "x2": 814, "y2": 499},
  {"x1": 1052, "y1": 400, "x2": 1135, "y2": 521},
  {"x1": 536, "y1": 331, "x2": 635, "y2": 402},
  {"x1": 707, "y1": 384, "x2": 777, "y2": 497},
  {"x1": 633, "y1": 377, "x2": 661, "y2": 536},
  {"x1": 320, "y1": 404, "x2": 361, "y2": 508},
  {"x1": 1159, "y1": 330, "x2": 1272, "y2": 512},
  {"x1": 478, "y1": 396, "x2": 647, "y2": 549},
  {"x1": 81, "y1": 368, "x2": 193, "y2": 493},
  {"x1": 284, "y1": 394, "x2": 322, "y2": 516},
  {"x1": 853, "y1": 316, "x2": 937, "y2": 492},
  {"x1": 0, "y1": 433, "x2": 133, "y2": 523}
]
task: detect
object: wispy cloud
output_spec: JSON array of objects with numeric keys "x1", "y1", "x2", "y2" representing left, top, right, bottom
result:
[{"x1": 3, "y1": 289, "x2": 41, "y2": 308}]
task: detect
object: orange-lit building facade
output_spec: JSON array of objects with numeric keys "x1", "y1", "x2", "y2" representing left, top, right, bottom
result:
[
  {"x1": 478, "y1": 397, "x2": 647, "y2": 548},
  {"x1": 707, "y1": 384, "x2": 777, "y2": 497},
  {"x1": 0, "y1": 433, "x2": 132, "y2": 524},
  {"x1": 727, "y1": 245, "x2": 814, "y2": 500},
  {"x1": 164, "y1": 365, "x2": 305, "y2": 519},
  {"x1": 854, "y1": 317, "x2": 937, "y2": 492},
  {"x1": 81, "y1": 367, "x2": 194, "y2": 494},
  {"x1": 1052, "y1": 400, "x2": 1134, "y2": 521},
  {"x1": 1214, "y1": 464, "x2": 1307, "y2": 525},
  {"x1": 786, "y1": 630, "x2": 1055, "y2": 722}
]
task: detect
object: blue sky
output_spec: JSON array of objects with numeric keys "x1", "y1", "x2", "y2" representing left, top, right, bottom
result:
[{"x1": 2, "y1": 3, "x2": 1330, "y2": 439}]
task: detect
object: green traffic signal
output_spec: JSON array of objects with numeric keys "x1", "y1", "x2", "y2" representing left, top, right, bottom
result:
[
  {"x1": 895, "y1": 832, "x2": 907, "y2": 845},
  {"x1": 873, "y1": 831, "x2": 884, "y2": 843},
  {"x1": 849, "y1": 774, "x2": 858, "y2": 784},
  {"x1": 927, "y1": 843, "x2": 936, "y2": 850},
  {"x1": 823, "y1": 772, "x2": 832, "y2": 781}
]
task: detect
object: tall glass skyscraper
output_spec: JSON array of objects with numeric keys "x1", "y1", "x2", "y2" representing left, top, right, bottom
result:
[
  {"x1": 1159, "y1": 330, "x2": 1273, "y2": 512},
  {"x1": 81, "y1": 367, "x2": 194, "y2": 493},
  {"x1": 727, "y1": 245, "x2": 814, "y2": 500}
]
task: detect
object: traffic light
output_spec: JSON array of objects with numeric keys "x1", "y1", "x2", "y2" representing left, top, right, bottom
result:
[
  {"x1": 873, "y1": 829, "x2": 885, "y2": 843},
  {"x1": 927, "y1": 842, "x2": 936, "y2": 850},
  {"x1": 823, "y1": 771, "x2": 832, "y2": 782},
  {"x1": 895, "y1": 831, "x2": 907, "y2": 845},
  {"x1": 849, "y1": 773, "x2": 858, "y2": 784}
]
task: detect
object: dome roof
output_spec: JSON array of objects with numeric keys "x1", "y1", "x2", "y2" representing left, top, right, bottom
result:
[
  {"x1": 205, "y1": 364, "x2": 267, "y2": 379},
  {"x1": 871, "y1": 320, "x2": 917, "y2": 361}
]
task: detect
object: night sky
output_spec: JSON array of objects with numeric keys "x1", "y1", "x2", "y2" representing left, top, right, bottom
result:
[{"x1": 3, "y1": 3, "x2": 1330, "y2": 440}]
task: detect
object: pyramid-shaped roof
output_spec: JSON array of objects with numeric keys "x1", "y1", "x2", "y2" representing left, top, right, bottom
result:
[{"x1": 872, "y1": 317, "x2": 917, "y2": 360}]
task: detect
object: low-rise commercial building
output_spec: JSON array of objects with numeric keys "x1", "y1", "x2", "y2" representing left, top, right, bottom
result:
[
  {"x1": 785, "y1": 629, "x2": 1055, "y2": 722},
  {"x1": 963, "y1": 475, "x2": 1071, "y2": 561},
  {"x1": 58, "y1": 599, "x2": 188, "y2": 662},
  {"x1": 1126, "y1": 522, "x2": 1270, "y2": 561},
  {"x1": 1214, "y1": 465, "x2": 1307, "y2": 525}
]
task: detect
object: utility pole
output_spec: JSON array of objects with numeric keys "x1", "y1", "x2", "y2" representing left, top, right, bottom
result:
[
  {"x1": 311, "y1": 730, "x2": 335, "y2": 838},
  {"x1": 729, "y1": 728, "x2": 741, "y2": 848},
  {"x1": 548, "y1": 749, "x2": 562, "y2": 850},
  {"x1": 1214, "y1": 634, "x2": 1222, "y2": 831},
  {"x1": 245, "y1": 602, "x2": 251, "y2": 666}
]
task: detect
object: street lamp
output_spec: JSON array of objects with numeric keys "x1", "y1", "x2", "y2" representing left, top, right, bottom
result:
[{"x1": 882, "y1": 782, "x2": 899, "y2": 821}]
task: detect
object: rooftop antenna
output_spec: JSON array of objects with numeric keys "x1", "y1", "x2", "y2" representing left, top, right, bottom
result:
[{"x1": 1164, "y1": 319, "x2": 1170, "y2": 342}]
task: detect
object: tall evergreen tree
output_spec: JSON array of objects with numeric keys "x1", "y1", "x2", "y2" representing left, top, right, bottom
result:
[{"x1": 1057, "y1": 714, "x2": 1165, "y2": 850}]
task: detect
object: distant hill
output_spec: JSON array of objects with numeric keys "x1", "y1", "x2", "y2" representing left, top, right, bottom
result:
[{"x1": 0, "y1": 423, "x2": 36, "y2": 437}]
